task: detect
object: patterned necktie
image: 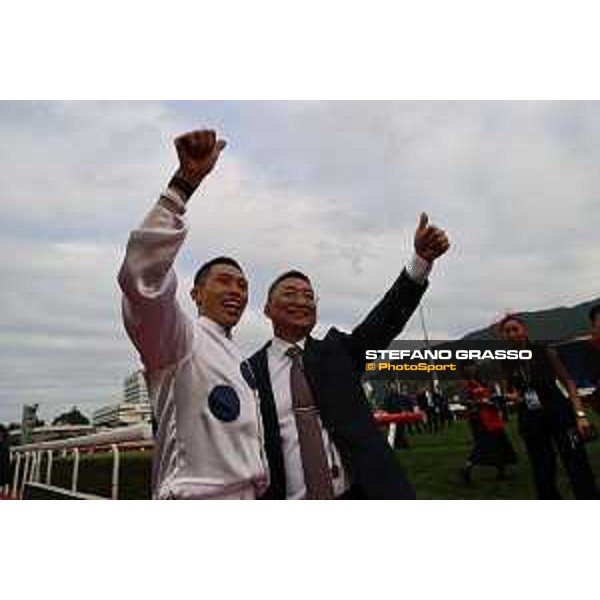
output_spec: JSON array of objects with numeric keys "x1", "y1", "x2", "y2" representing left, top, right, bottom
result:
[{"x1": 286, "y1": 345, "x2": 335, "y2": 499}]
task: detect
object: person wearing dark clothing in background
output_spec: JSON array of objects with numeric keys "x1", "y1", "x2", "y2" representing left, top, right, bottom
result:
[
  {"x1": 419, "y1": 386, "x2": 439, "y2": 434},
  {"x1": 409, "y1": 393, "x2": 424, "y2": 434},
  {"x1": 490, "y1": 381, "x2": 510, "y2": 422},
  {"x1": 383, "y1": 381, "x2": 404, "y2": 414},
  {"x1": 0, "y1": 424, "x2": 12, "y2": 492},
  {"x1": 585, "y1": 305, "x2": 600, "y2": 414},
  {"x1": 433, "y1": 389, "x2": 452, "y2": 430},
  {"x1": 415, "y1": 389, "x2": 428, "y2": 434},
  {"x1": 499, "y1": 315, "x2": 598, "y2": 500},
  {"x1": 383, "y1": 382, "x2": 410, "y2": 448}
]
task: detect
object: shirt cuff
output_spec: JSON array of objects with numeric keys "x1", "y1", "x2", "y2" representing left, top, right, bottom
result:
[
  {"x1": 405, "y1": 252, "x2": 432, "y2": 285},
  {"x1": 158, "y1": 186, "x2": 187, "y2": 215}
]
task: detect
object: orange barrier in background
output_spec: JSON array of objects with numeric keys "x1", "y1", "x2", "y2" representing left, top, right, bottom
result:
[{"x1": 374, "y1": 410, "x2": 425, "y2": 425}]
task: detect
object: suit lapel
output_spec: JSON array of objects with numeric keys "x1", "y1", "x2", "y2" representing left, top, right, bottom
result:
[{"x1": 249, "y1": 342, "x2": 287, "y2": 499}]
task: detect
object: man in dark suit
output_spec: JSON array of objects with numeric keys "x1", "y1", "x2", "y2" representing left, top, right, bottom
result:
[{"x1": 249, "y1": 214, "x2": 449, "y2": 499}]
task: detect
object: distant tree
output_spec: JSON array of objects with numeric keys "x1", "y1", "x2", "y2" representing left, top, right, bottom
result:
[
  {"x1": 2, "y1": 421, "x2": 43, "y2": 432},
  {"x1": 52, "y1": 407, "x2": 90, "y2": 426}
]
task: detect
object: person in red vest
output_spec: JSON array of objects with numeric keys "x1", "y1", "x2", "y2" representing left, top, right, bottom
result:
[{"x1": 459, "y1": 372, "x2": 517, "y2": 485}]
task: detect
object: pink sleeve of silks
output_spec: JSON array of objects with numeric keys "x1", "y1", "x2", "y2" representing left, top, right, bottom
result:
[{"x1": 118, "y1": 192, "x2": 194, "y2": 371}]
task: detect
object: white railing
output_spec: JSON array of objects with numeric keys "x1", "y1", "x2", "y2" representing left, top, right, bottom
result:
[{"x1": 9, "y1": 424, "x2": 153, "y2": 500}]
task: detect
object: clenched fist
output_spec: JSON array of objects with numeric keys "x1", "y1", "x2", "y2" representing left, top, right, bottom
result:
[
  {"x1": 174, "y1": 129, "x2": 227, "y2": 188},
  {"x1": 414, "y1": 213, "x2": 450, "y2": 262}
]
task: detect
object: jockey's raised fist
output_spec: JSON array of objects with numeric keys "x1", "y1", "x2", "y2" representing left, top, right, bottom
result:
[{"x1": 174, "y1": 129, "x2": 227, "y2": 186}]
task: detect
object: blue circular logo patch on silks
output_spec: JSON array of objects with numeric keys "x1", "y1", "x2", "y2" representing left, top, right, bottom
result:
[
  {"x1": 208, "y1": 385, "x2": 241, "y2": 422},
  {"x1": 240, "y1": 361, "x2": 257, "y2": 390}
]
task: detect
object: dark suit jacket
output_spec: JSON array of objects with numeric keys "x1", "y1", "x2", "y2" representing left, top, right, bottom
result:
[{"x1": 249, "y1": 269, "x2": 427, "y2": 499}]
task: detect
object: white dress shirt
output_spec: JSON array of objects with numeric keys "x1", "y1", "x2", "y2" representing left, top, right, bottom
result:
[{"x1": 267, "y1": 337, "x2": 351, "y2": 499}]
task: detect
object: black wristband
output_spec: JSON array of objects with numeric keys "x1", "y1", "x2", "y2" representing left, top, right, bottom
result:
[{"x1": 168, "y1": 174, "x2": 197, "y2": 200}]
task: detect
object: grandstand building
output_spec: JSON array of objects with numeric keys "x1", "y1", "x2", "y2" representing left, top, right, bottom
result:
[{"x1": 93, "y1": 370, "x2": 151, "y2": 428}]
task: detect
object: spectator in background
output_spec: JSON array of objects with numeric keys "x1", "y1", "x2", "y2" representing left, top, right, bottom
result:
[
  {"x1": 0, "y1": 424, "x2": 11, "y2": 492},
  {"x1": 416, "y1": 387, "x2": 430, "y2": 433},
  {"x1": 434, "y1": 388, "x2": 452, "y2": 430},
  {"x1": 419, "y1": 385, "x2": 439, "y2": 434},
  {"x1": 382, "y1": 381, "x2": 410, "y2": 449},
  {"x1": 586, "y1": 305, "x2": 600, "y2": 413},
  {"x1": 459, "y1": 377, "x2": 517, "y2": 485},
  {"x1": 397, "y1": 385, "x2": 415, "y2": 412},
  {"x1": 383, "y1": 381, "x2": 404, "y2": 414},
  {"x1": 498, "y1": 314, "x2": 598, "y2": 499},
  {"x1": 490, "y1": 380, "x2": 510, "y2": 422}
]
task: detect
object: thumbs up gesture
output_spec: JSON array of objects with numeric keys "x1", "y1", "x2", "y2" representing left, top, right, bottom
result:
[
  {"x1": 414, "y1": 213, "x2": 450, "y2": 262},
  {"x1": 174, "y1": 129, "x2": 227, "y2": 188}
]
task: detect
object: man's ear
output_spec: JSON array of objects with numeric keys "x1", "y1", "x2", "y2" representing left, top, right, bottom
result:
[
  {"x1": 264, "y1": 302, "x2": 271, "y2": 319},
  {"x1": 190, "y1": 285, "x2": 202, "y2": 307}
]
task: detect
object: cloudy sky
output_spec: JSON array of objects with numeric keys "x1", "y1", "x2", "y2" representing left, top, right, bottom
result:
[{"x1": 1, "y1": 101, "x2": 599, "y2": 424}]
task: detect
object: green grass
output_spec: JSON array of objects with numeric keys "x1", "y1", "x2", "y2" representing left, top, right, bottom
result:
[{"x1": 396, "y1": 411, "x2": 600, "y2": 499}]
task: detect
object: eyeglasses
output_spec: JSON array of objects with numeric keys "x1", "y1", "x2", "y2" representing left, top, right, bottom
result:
[{"x1": 277, "y1": 290, "x2": 319, "y2": 305}]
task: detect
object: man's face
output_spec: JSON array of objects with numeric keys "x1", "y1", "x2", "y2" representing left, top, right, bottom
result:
[
  {"x1": 501, "y1": 319, "x2": 528, "y2": 344},
  {"x1": 191, "y1": 264, "x2": 248, "y2": 328},
  {"x1": 265, "y1": 276, "x2": 317, "y2": 342}
]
